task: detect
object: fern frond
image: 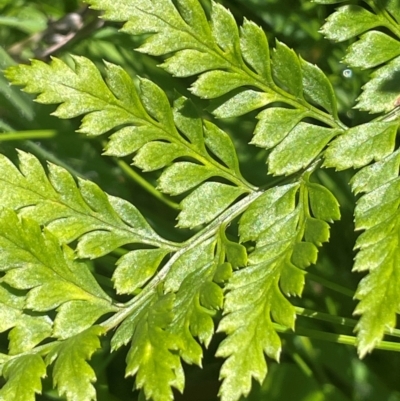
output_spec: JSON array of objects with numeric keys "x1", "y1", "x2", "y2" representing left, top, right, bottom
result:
[
  {"x1": 349, "y1": 149, "x2": 400, "y2": 357},
  {"x1": 0, "y1": 208, "x2": 116, "y2": 338},
  {"x1": 318, "y1": 0, "x2": 400, "y2": 114},
  {"x1": 83, "y1": 0, "x2": 345, "y2": 176},
  {"x1": 0, "y1": 354, "x2": 46, "y2": 401},
  {"x1": 323, "y1": 121, "x2": 399, "y2": 170},
  {"x1": 3, "y1": 1, "x2": 390, "y2": 400},
  {"x1": 317, "y1": 0, "x2": 400, "y2": 357},
  {"x1": 5, "y1": 57, "x2": 256, "y2": 227},
  {"x1": 46, "y1": 326, "x2": 105, "y2": 401},
  {"x1": 0, "y1": 151, "x2": 178, "y2": 258},
  {"x1": 216, "y1": 173, "x2": 340, "y2": 400},
  {"x1": 105, "y1": 191, "x2": 262, "y2": 401},
  {"x1": 123, "y1": 293, "x2": 184, "y2": 401}
]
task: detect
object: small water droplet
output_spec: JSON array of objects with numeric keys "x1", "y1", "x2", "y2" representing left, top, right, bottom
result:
[{"x1": 343, "y1": 69, "x2": 353, "y2": 78}]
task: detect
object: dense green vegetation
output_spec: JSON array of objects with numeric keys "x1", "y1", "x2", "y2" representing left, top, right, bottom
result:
[{"x1": 0, "y1": 1, "x2": 400, "y2": 400}]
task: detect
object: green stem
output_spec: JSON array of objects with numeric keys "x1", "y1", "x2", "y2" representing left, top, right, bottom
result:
[
  {"x1": 0, "y1": 130, "x2": 57, "y2": 141},
  {"x1": 306, "y1": 272, "x2": 355, "y2": 297},
  {"x1": 295, "y1": 307, "x2": 400, "y2": 339},
  {"x1": 291, "y1": 352, "x2": 314, "y2": 377},
  {"x1": 114, "y1": 158, "x2": 181, "y2": 211},
  {"x1": 365, "y1": 0, "x2": 400, "y2": 38},
  {"x1": 274, "y1": 323, "x2": 400, "y2": 353},
  {"x1": 100, "y1": 190, "x2": 265, "y2": 331},
  {"x1": 295, "y1": 307, "x2": 357, "y2": 329}
]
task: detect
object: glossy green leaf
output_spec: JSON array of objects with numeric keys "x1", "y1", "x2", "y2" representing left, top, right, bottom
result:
[
  {"x1": 161, "y1": 50, "x2": 227, "y2": 77},
  {"x1": 356, "y1": 56, "x2": 400, "y2": 113},
  {"x1": 6, "y1": 56, "x2": 247, "y2": 199},
  {"x1": 158, "y1": 162, "x2": 214, "y2": 196},
  {"x1": 47, "y1": 326, "x2": 105, "y2": 401},
  {"x1": 272, "y1": 41, "x2": 303, "y2": 96},
  {"x1": 0, "y1": 152, "x2": 171, "y2": 252},
  {"x1": 112, "y1": 249, "x2": 169, "y2": 294},
  {"x1": 300, "y1": 57, "x2": 337, "y2": 116},
  {"x1": 217, "y1": 268, "x2": 286, "y2": 400},
  {"x1": 240, "y1": 184, "x2": 299, "y2": 243},
  {"x1": 178, "y1": 182, "x2": 246, "y2": 228},
  {"x1": 304, "y1": 217, "x2": 330, "y2": 246},
  {"x1": 351, "y1": 149, "x2": 400, "y2": 195},
  {"x1": 0, "y1": 209, "x2": 113, "y2": 328},
  {"x1": 320, "y1": 5, "x2": 382, "y2": 42},
  {"x1": 204, "y1": 121, "x2": 241, "y2": 173},
  {"x1": 172, "y1": 97, "x2": 205, "y2": 149},
  {"x1": 169, "y1": 258, "x2": 218, "y2": 362},
  {"x1": 323, "y1": 122, "x2": 398, "y2": 170},
  {"x1": 2, "y1": 0, "x2": 396, "y2": 399},
  {"x1": 191, "y1": 71, "x2": 251, "y2": 99},
  {"x1": 240, "y1": 19, "x2": 271, "y2": 80},
  {"x1": 307, "y1": 183, "x2": 341, "y2": 222},
  {"x1": 268, "y1": 123, "x2": 338, "y2": 175},
  {"x1": 125, "y1": 294, "x2": 184, "y2": 401},
  {"x1": 0, "y1": 355, "x2": 46, "y2": 401},
  {"x1": 211, "y1": 90, "x2": 279, "y2": 118},
  {"x1": 8, "y1": 315, "x2": 52, "y2": 355},
  {"x1": 291, "y1": 242, "x2": 318, "y2": 269},
  {"x1": 0, "y1": 284, "x2": 23, "y2": 334},
  {"x1": 53, "y1": 301, "x2": 115, "y2": 339},
  {"x1": 352, "y1": 176, "x2": 400, "y2": 357},
  {"x1": 217, "y1": 177, "x2": 338, "y2": 400},
  {"x1": 165, "y1": 238, "x2": 216, "y2": 293},
  {"x1": 213, "y1": 263, "x2": 233, "y2": 283},
  {"x1": 210, "y1": 2, "x2": 240, "y2": 54},
  {"x1": 104, "y1": 126, "x2": 165, "y2": 157},
  {"x1": 344, "y1": 31, "x2": 400, "y2": 69},
  {"x1": 139, "y1": 78, "x2": 175, "y2": 128},
  {"x1": 134, "y1": 142, "x2": 187, "y2": 172},
  {"x1": 221, "y1": 232, "x2": 248, "y2": 269},
  {"x1": 251, "y1": 108, "x2": 307, "y2": 149},
  {"x1": 174, "y1": 0, "x2": 210, "y2": 38}
]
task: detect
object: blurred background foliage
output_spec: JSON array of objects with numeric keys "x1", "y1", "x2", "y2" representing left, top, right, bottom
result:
[{"x1": 0, "y1": 1, "x2": 399, "y2": 400}]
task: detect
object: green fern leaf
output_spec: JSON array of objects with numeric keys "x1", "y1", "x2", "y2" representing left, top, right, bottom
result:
[
  {"x1": 268, "y1": 123, "x2": 339, "y2": 176},
  {"x1": 113, "y1": 249, "x2": 170, "y2": 295},
  {"x1": 0, "y1": 354, "x2": 46, "y2": 401},
  {"x1": 356, "y1": 57, "x2": 400, "y2": 114},
  {"x1": 343, "y1": 31, "x2": 400, "y2": 69},
  {"x1": 178, "y1": 183, "x2": 246, "y2": 228},
  {"x1": 217, "y1": 179, "x2": 340, "y2": 400},
  {"x1": 0, "y1": 283, "x2": 24, "y2": 334},
  {"x1": 320, "y1": 5, "x2": 382, "y2": 42},
  {"x1": 319, "y1": 1, "x2": 400, "y2": 114},
  {"x1": 84, "y1": 0, "x2": 343, "y2": 145},
  {"x1": 323, "y1": 121, "x2": 399, "y2": 170},
  {"x1": 8, "y1": 315, "x2": 52, "y2": 355},
  {"x1": 110, "y1": 194, "x2": 260, "y2": 397},
  {"x1": 3, "y1": 1, "x2": 392, "y2": 400},
  {"x1": 0, "y1": 151, "x2": 177, "y2": 257},
  {"x1": 300, "y1": 56, "x2": 338, "y2": 116},
  {"x1": 166, "y1": 238, "x2": 220, "y2": 363},
  {"x1": 109, "y1": 292, "x2": 184, "y2": 401},
  {"x1": 0, "y1": 208, "x2": 116, "y2": 338},
  {"x1": 239, "y1": 18, "x2": 272, "y2": 80},
  {"x1": 46, "y1": 326, "x2": 105, "y2": 401},
  {"x1": 5, "y1": 58, "x2": 255, "y2": 228},
  {"x1": 272, "y1": 40, "x2": 303, "y2": 96},
  {"x1": 350, "y1": 149, "x2": 400, "y2": 357}
]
